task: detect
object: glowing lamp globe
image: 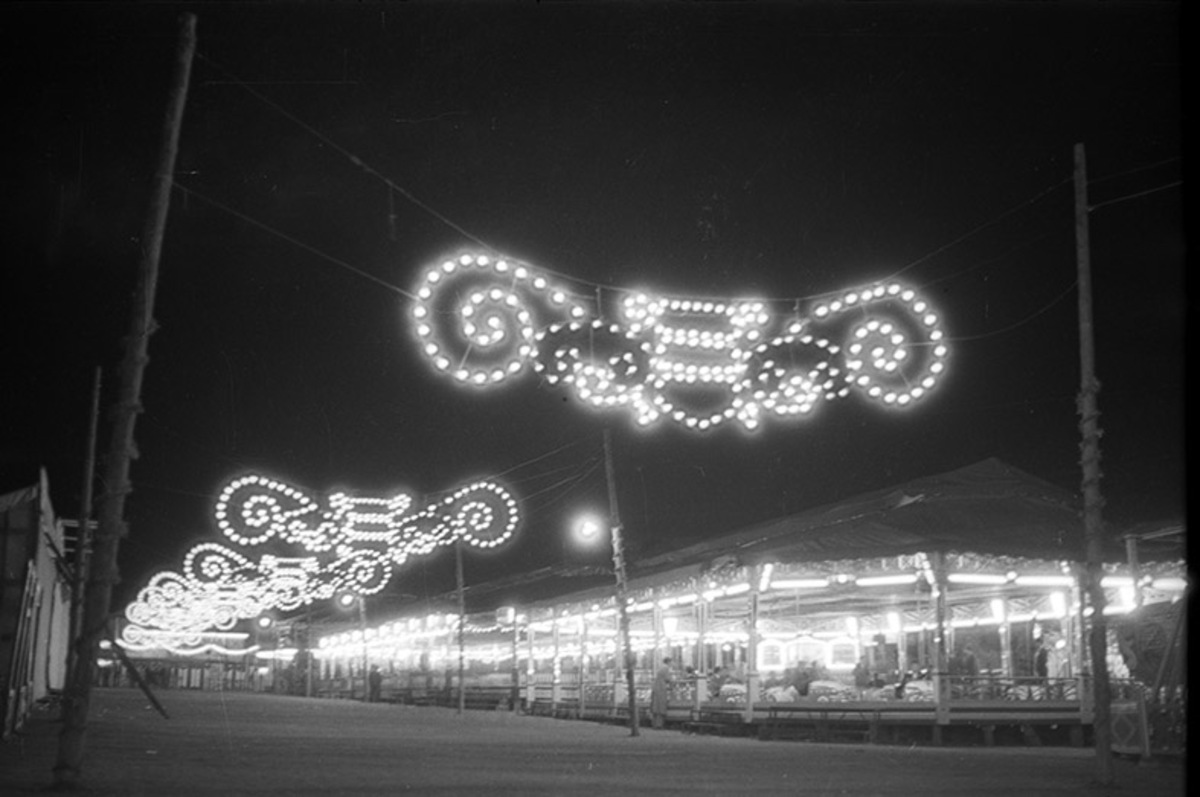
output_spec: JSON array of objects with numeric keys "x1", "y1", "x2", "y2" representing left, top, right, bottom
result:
[{"x1": 574, "y1": 515, "x2": 606, "y2": 547}]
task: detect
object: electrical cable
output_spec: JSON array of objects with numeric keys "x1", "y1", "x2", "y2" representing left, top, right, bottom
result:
[{"x1": 193, "y1": 52, "x2": 1089, "y2": 309}]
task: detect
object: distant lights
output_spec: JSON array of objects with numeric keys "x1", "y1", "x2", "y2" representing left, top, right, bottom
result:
[
  {"x1": 122, "y1": 474, "x2": 519, "y2": 645},
  {"x1": 855, "y1": 573, "x2": 919, "y2": 587},
  {"x1": 947, "y1": 573, "x2": 1009, "y2": 586},
  {"x1": 411, "y1": 252, "x2": 951, "y2": 432}
]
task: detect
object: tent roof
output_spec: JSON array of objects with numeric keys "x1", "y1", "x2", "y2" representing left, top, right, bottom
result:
[
  {"x1": 457, "y1": 458, "x2": 1179, "y2": 613},
  {"x1": 634, "y1": 457, "x2": 1094, "y2": 574}
]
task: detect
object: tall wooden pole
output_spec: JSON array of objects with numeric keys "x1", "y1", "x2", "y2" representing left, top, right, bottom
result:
[
  {"x1": 66, "y1": 368, "x2": 102, "y2": 687},
  {"x1": 54, "y1": 14, "x2": 196, "y2": 787},
  {"x1": 604, "y1": 429, "x2": 639, "y2": 736},
  {"x1": 456, "y1": 538, "x2": 466, "y2": 714},
  {"x1": 510, "y1": 610, "x2": 521, "y2": 713},
  {"x1": 1074, "y1": 142, "x2": 1114, "y2": 784},
  {"x1": 305, "y1": 603, "x2": 314, "y2": 698},
  {"x1": 358, "y1": 599, "x2": 369, "y2": 701}
]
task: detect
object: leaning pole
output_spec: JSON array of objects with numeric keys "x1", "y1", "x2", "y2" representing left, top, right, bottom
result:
[
  {"x1": 53, "y1": 13, "x2": 196, "y2": 787},
  {"x1": 1074, "y1": 142, "x2": 1114, "y2": 785}
]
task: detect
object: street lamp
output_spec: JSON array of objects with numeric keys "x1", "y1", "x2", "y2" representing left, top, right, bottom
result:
[
  {"x1": 336, "y1": 592, "x2": 369, "y2": 702},
  {"x1": 256, "y1": 615, "x2": 276, "y2": 692},
  {"x1": 574, "y1": 512, "x2": 639, "y2": 737}
]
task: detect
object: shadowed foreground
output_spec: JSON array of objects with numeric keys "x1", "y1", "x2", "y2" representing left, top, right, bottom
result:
[{"x1": 1, "y1": 689, "x2": 1183, "y2": 795}]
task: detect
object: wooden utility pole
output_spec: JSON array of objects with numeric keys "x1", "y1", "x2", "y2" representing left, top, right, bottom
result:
[
  {"x1": 604, "y1": 429, "x2": 640, "y2": 736},
  {"x1": 54, "y1": 14, "x2": 196, "y2": 787},
  {"x1": 66, "y1": 368, "x2": 102, "y2": 686},
  {"x1": 357, "y1": 599, "x2": 369, "y2": 700},
  {"x1": 1074, "y1": 142, "x2": 1114, "y2": 785},
  {"x1": 456, "y1": 538, "x2": 467, "y2": 714},
  {"x1": 305, "y1": 603, "x2": 314, "y2": 698}
]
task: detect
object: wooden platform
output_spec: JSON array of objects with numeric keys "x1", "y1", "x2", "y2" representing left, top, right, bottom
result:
[{"x1": 694, "y1": 700, "x2": 1089, "y2": 747}]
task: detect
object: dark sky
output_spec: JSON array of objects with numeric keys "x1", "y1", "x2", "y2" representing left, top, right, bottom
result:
[{"x1": 3, "y1": 2, "x2": 1184, "y2": 613}]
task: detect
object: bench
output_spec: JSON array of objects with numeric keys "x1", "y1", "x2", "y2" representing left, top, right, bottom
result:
[
  {"x1": 683, "y1": 710, "x2": 747, "y2": 737},
  {"x1": 758, "y1": 706, "x2": 875, "y2": 743}
]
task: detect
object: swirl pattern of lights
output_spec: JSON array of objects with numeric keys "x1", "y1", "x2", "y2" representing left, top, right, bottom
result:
[
  {"x1": 122, "y1": 475, "x2": 519, "y2": 643},
  {"x1": 411, "y1": 253, "x2": 949, "y2": 431}
]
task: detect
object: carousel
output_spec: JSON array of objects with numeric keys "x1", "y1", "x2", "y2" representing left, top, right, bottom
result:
[{"x1": 312, "y1": 458, "x2": 1187, "y2": 747}]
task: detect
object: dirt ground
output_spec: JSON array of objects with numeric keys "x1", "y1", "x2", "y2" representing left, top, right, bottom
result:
[{"x1": 0, "y1": 688, "x2": 1184, "y2": 796}]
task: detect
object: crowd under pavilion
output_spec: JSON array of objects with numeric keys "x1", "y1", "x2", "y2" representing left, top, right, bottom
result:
[{"x1": 303, "y1": 458, "x2": 1184, "y2": 741}]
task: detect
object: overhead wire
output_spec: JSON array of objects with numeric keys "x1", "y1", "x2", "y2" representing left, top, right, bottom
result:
[
  {"x1": 876, "y1": 176, "x2": 1072, "y2": 289},
  {"x1": 919, "y1": 230, "x2": 1057, "y2": 290},
  {"x1": 515, "y1": 457, "x2": 604, "y2": 507},
  {"x1": 184, "y1": 51, "x2": 1182, "y2": 400},
  {"x1": 946, "y1": 281, "x2": 1078, "y2": 343},
  {"x1": 172, "y1": 183, "x2": 417, "y2": 300},
  {"x1": 1087, "y1": 156, "x2": 1181, "y2": 186},
  {"x1": 196, "y1": 52, "x2": 496, "y2": 252},
  {"x1": 1089, "y1": 180, "x2": 1182, "y2": 212},
  {"x1": 193, "y1": 50, "x2": 1088, "y2": 311}
]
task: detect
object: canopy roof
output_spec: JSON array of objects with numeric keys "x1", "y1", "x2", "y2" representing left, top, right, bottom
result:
[
  {"x1": 638, "y1": 457, "x2": 1091, "y2": 573},
  {"x1": 455, "y1": 458, "x2": 1179, "y2": 613}
]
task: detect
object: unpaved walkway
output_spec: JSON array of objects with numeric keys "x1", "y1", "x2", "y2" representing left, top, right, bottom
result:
[{"x1": 1, "y1": 688, "x2": 1183, "y2": 795}]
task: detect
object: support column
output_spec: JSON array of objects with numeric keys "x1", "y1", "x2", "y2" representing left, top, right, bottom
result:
[
  {"x1": 743, "y1": 565, "x2": 760, "y2": 723},
  {"x1": 525, "y1": 624, "x2": 537, "y2": 708},
  {"x1": 443, "y1": 622, "x2": 454, "y2": 704},
  {"x1": 886, "y1": 611, "x2": 906, "y2": 677},
  {"x1": 930, "y1": 552, "x2": 950, "y2": 739},
  {"x1": 1125, "y1": 536, "x2": 1143, "y2": 609},
  {"x1": 652, "y1": 594, "x2": 663, "y2": 668},
  {"x1": 1072, "y1": 564, "x2": 1093, "y2": 723},
  {"x1": 551, "y1": 618, "x2": 562, "y2": 711},
  {"x1": 695, "y1": 595, "x2": 708, "y2": 710},
  {"x1": 579, "y1": 613, "x2": 588, "y2": 719},
  {"x1": 511, "y1": 611, "x2": 521, "y2": 714},
  {"x1": 1056, "y1": 590, "x2": 1074, "y2": 679},
  {"x1": 998, "y1": 598, "x2": 1013, "y2": 678}
]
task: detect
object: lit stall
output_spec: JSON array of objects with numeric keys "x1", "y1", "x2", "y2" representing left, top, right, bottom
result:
[{"x1": 312, "y1": 459, "x2": 1186, "y2": 742}]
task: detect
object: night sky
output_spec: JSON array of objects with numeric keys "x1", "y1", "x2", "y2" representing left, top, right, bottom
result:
[{"x1": 3, "y1": 2, "x2": 1184, "y2": 614}]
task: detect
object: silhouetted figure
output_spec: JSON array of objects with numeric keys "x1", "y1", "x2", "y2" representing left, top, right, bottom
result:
[
  {"x1": 368, "y1": 665, "x2": 383, "y2": 702},
  {"x1": 1033, "y1": 638, "x2": 1049, "y2": 683},
  {"x1": 962, "y1": 645, "x2": 979, "y2": 677},
  {"x1": 651, "y1": 658, "x2": 674, "y2": 728}
]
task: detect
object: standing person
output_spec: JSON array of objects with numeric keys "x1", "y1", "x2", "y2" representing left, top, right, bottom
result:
[
  {"x1": 708, "y1": 666, "x2": 727, "y2": 701},
  {"x1": 1033, "y1": 638, "x2": 1049, "y2": 683},
  {"x1": 368, "y1": 665, "x2": 383, "y2": 703},
  {"x1": 962, "y1": 645, "x2": 979, "y2": 677},
  {"x1": 792, "y1": 662, "x2": 813, "y2": 697},
  {"x1": 650, "y1": 657, "x2": 674, "y2": 729},
  {"x1": 853, "y1": 656, "x2": 871, "y2": 697},
  {"x1": 959, "y1": 644, "x2": 980, "y2": 698},
  {"x1": 810, "y1": 659, "x2": 829, "y2": 683}
]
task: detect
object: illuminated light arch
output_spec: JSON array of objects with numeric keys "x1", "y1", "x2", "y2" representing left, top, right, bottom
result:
[
  {"x1": 410, "y1": 252, "x2": 950, "y2": 431},
  {"x1": 118, "y1": 624, "x2": 257, "y2": 657},
  {"x1": 411, "y1": 253, "x2": 589, "y2": 387},
  {"x1": 122, "y1": 475, "x2": 519, "y2": 646}
]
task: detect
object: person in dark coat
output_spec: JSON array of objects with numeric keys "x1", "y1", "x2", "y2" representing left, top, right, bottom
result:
[
  {"x1": 650, "y1": 658, "x2": 674, "y2": 728},
  {"x1": 1033, "y1": 638, "x2": 1049, "y2": 682},
  {"x1": 708, "y1": 666, "x2": 727, "y2": 701},
  {"x1": 791, "y1": 663, "x2": 814, "y2": 697},
  {"x1": 368, "y1": 665, "x2": 383, "y2": 702},
  {"x1": 962, "y1": 645, "x2": 979, "y2": 677},
  {"x1": 853, "y1": 657, "x2": 871, "y2": 696}
]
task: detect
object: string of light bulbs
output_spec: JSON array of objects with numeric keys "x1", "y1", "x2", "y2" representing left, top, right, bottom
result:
[
  {"x1": 412, "y1": 252, "x2": 949, "y2": 431},
  {"x1": 122, "y1": 473, "x2": 520, "y2": 644}
]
